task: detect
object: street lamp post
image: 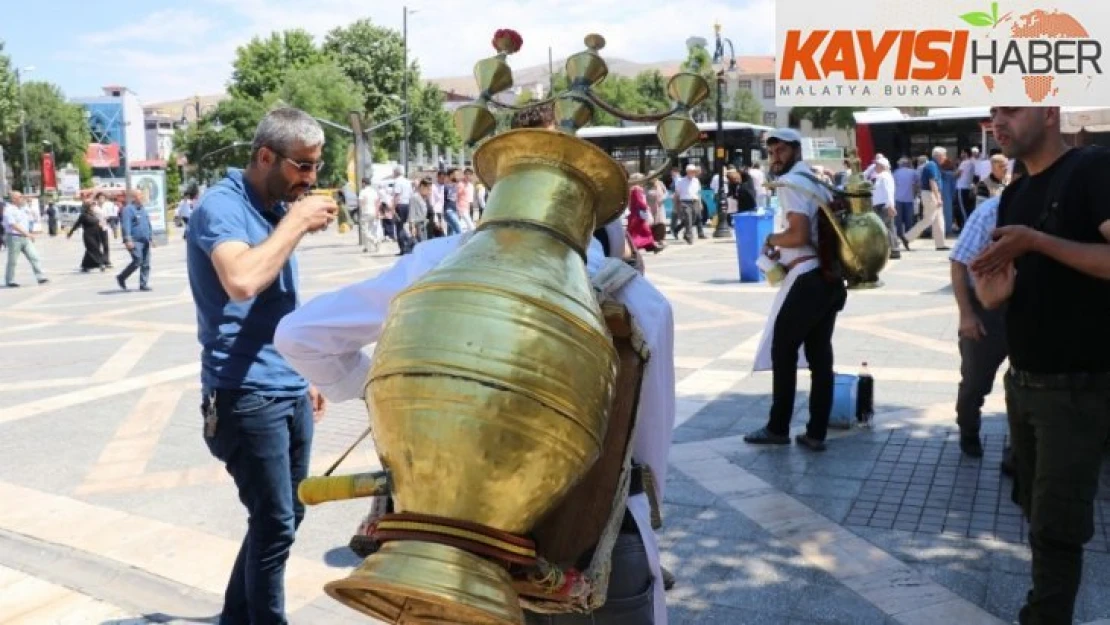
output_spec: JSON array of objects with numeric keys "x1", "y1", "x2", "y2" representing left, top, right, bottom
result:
[
  {"x1": 711, "y1": 23, "x2": 737, "y2": 239},
  {"x1": 16, "y1": 66, "x2": 34, "y2": 194},
  {"x1": 401, "y1": 6, "x2": 419, "y2": 176}
]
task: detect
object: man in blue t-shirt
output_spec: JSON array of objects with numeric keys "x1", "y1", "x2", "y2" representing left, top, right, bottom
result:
[
  {"x1": 186, "y1": 107, "x2": 337, "y2": 625},
  {"x1": 904, "y1": 146, "x2": 951, "y2": 250}
]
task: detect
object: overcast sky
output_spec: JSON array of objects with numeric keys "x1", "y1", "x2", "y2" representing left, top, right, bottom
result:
[{"x1": 4, "y1": 0, "x2": 774, "y2": 103}]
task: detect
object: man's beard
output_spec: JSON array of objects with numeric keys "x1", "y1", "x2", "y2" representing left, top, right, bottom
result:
[{"x1": 770, "y1": 155, "x2": 799, "y2": 177}]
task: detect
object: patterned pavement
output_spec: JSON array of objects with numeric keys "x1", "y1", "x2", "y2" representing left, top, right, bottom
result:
[{"x1": 1, "y1": 226, "x2": 1109, "y2": 624}]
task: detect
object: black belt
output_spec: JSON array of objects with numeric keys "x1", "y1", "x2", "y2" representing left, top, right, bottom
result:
[{"x1": 1008, "y1": 367, "x2": 1110, "y2": 390}]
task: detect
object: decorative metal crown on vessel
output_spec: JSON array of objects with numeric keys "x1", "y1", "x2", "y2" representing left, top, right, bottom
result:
[{"x1": 453, "y1": 29, "x2": 711, "y2": 181}]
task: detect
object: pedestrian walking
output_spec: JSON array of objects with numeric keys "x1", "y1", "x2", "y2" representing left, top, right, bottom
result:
[
  {"x1": 116, "y1": 190, "x2": 154, "y2": 292},
  {"x1": 3, "y1": 192, "x2": 49, "y2": 287}
]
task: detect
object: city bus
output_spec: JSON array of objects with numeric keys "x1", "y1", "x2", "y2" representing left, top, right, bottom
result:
[
  {"x1": 853, "y1": 107, "x2": 1110, "y2": 166},
  {"x1": 576, "y1": 121, "x2": 772, "y2": 177}
]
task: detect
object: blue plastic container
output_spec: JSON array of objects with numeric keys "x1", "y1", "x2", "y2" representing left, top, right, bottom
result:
[
  {"x1": 830, "y1": 373, "x2": 858, "y2": 429},
  {"x1": 732, "y1": 211, "x2": 776, "y2": 283}
]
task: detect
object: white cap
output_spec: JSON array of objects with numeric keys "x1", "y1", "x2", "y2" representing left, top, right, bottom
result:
[
  {"x1": 766, "y1": 127, "x2": 803, "y2": 144},
  {"x1": 875, "y1": 156, "x2": 890, "y2": 168},
  {"x1": 685, "y1": 164, "x2": 697, "y2": 172}
]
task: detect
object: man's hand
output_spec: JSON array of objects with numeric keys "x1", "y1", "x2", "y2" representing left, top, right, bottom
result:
[
  {"x1": 973, "y1": 262, "x2": 1016, "y2": 310},
  {"x1": 288, "y1": 195, "x2": 338, "y2": 234},
  {"x1": 958, "y1": 312, "x2": 986, "y2": 341},
  {"x1": 887, "y1": 205, "x2": 897, "y2": 218},
  {"x1": 309, "y1": 386, "x2": 327, "y2": 423},
  {"x1": 970, "y1": 226, "x2": 1040, "y2": 275},
  {"x1": 125, "y1": 241, "x2": 134, "y2": 251}
]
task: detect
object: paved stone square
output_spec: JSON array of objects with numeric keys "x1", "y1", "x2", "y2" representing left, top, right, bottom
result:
[{"x1": 2, "y1": 227, "x2": 1109, "y2": 624}]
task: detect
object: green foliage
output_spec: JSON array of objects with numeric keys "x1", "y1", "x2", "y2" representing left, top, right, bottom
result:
[
  {"x1": 75, "y1": 152, "x2": 93, "y2": 188},
  {"x1": 681, "y1": 43, "x2": 719, "y2": 122},
  {"x1": 789, "y1": 106, "x2": 864, "y2": 130},
  {"x1": 165, "y1": 152, "x2": 182, "y2": 204},
  {"x1": 727, "y1": 89, "x2": 763, "y2": 124},
  {"x1": 175, "y1": 97, "x2": 265, "y2": 183},
  {"x1": 4, "y1": 81, "x2": 90, "y2": 186},
  {"x1": 230, "y1": 30, "x2": 324, "y2": 101},
  {"x1": 270, "y1": 60, "x2": 364, "y2": 186},
  {"x1": 322, "y1": 19, "x2": 458, "y2": 156},
  {"x1": 0, "y1": 42, "x2": 17, "y2": 139}
]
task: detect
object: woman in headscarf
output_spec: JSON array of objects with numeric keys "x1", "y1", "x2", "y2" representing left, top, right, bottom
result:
[
  {"x1": 66, "y1": 200, "x2": 109, "y2": 272},
  {"x1": 627, "y1": 173, "x2": 664, "y2": 253},
  {"x1": 645, "y1": 177, "x2": 669, "y2": 244}
]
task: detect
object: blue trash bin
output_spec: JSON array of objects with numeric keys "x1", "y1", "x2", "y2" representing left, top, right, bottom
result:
[{"x1": 732, "y1": 211, "x2": 776, "y2": 283}]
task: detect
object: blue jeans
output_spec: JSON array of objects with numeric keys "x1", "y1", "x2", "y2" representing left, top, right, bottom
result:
[
  {"x1": 444, "y1": 208, "x2": 462, "y2": 235},
  {"x1": 118, "y1": 239, "x2": 151, "y2": 288},
  {"x1": 895, "y1": 201, "x2": 915, "y2": 235},
  {"x1": 202, "y1": 389, "x2": 314, "y2": 625}
]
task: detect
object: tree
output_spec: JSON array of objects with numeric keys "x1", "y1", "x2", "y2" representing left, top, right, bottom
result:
[
  {"x1": 789, "y1": 106, "x2": 863, "y2": 130},
  {"x1": 269, "y1": 60, "x2": 364, "y2": 186},
  {"x1": 633, "y1": 70, "x2": 669, "y2": 107},
  {"x1": 74, "y1": 152, "x2": 93, "y2": 189},
  {"x1": 230, "y1": 30, "x2": 324, "y2": 101},
  {"x1": 726, "y1": 89, "x2": 762, "y2": 124},
  {"x1": 0, "y1": 42, "x2": 18, "y2": 140},
  {"x1": 323, "y1": 20, "x2": 458, "y2": 156},
  {"x1": 680, "y1": 42, "x2": 718, "y2": 123},
  {"x1": 165, "y1": 152, "x2": 182, "y2": 204},
  {"x1": 3, "y1": 81, "x2": 90, "y2": 187},
  {"x1": 175, "y1": 97, "x2": 265, "y2": 184}
]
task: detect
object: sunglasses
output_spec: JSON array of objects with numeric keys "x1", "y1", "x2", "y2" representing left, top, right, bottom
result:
[{"x1": 270, "y1": 148, "x2": 325, "y2": 173}]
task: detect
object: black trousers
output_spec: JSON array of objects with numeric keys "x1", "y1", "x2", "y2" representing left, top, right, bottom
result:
[
  {"x1": 1006, "y1": 370, "x2": 1110, "y2": 625},
  {"x1": 767, "y1": 269, "x2": 847, "y2": 441},
  {"x1": 956, "y1": 300, "x2": 1008, "y2": 437}
]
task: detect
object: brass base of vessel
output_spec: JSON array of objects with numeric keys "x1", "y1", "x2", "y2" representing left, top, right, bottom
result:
[
  {"x1": 848, "y1": 280, "x2": 883, "y2": 290},
  {"x1": 325, "y1": 541, "x2": 524, "y2": 625}
]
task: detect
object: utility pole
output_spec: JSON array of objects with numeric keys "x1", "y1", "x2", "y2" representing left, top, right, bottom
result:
[
  {"x1": 402, "y1": 6, "x2": 411, "y2": 177},
  {"x1": 548, "y1": 46, "x2": 554, "y2": 95},
  {"x1": 16, "y1": 67, "x2": 32, "y2": 193}
]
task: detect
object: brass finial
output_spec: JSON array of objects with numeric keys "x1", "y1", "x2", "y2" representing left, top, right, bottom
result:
[{"x1": 453, "y1": 29, "x2": 711, "y2": 176}]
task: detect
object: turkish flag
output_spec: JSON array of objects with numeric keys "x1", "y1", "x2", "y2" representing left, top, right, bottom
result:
[{"x1": 41, "y1": 152, "x2": 57, "y2": 190}]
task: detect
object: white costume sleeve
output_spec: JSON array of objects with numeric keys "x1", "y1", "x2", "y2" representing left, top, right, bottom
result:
[{"x1": 274, "y1": 235, "x2": 465, "y2": 402}]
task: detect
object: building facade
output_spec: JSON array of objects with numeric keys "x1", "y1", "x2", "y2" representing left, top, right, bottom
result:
[{"x1": 72, "y1": 86, "x2": 148, "y2": 185}]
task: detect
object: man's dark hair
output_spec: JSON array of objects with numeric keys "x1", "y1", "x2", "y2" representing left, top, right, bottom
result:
[
  {"x1": 447, "y1": 167, "x2": 459, "y2": 176},
  {"x1": 418, "y1": 177, "x2": 432, "y2": 188},
  {"x1": 511, "y1": 102, "x2": 555, "y2": 129},
  {"x1": 361, "y1": 177, "x2": 371, "y2": 185},
  {"x1": 464, "y1": 167, "x2": 473, "y2": 175}
]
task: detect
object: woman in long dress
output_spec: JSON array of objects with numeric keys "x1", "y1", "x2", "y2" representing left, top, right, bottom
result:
[
  {"x1": 67, "y1": 201, "x2": 108, "y2": 272},
  {"x1": 627, "y1": 173, "x2": 663, "y2": 253}
]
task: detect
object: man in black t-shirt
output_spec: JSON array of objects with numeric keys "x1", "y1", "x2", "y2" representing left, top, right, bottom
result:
[{"x1": 971, "y1": 107, "x2": 1110, "y2": 625}]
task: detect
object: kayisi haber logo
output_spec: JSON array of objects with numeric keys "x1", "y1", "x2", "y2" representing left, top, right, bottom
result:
[{"x1": 777, "y1": 2, "x2": 1103, "y2": 103}]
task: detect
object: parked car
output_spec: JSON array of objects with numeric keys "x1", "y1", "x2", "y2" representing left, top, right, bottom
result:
[{"x1": 55, "y1": 200, "x2": 83, "y2": 231}]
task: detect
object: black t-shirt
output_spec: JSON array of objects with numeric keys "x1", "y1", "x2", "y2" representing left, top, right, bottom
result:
[{"x1": 997, "y1": 147, "x2": 1110, "y2": 373}]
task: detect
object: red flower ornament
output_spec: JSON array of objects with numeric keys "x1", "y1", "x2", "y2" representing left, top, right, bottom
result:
[{"x1": 491, "y1": 29, "x2": 523, "y2": 55}]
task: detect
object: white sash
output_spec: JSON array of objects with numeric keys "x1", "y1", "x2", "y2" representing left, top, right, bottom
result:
[{"x1": 753, "y1": 259, "x2": 820, "y2": 372}]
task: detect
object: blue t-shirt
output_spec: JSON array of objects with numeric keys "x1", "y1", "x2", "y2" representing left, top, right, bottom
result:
[
  {"x1": 919, "y1": 159, "x2": 942, "y2": 192},
  {"x1": 185, "y1": 169, "x2": 307, "y2": 396}
]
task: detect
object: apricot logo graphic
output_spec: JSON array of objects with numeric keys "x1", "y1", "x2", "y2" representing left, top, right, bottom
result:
[
  {"x1": 774, "y1": 0, "x2": 1106, "y2": 106},
  {"x1": 963, "y1": 2, "x2": 1100, "y2": 102}
]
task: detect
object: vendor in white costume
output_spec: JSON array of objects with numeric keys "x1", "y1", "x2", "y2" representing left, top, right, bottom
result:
[
  {"x1": 744, "y1": 128, "x2": 848, "y2": 452},
  {"x1": 273, "y1": 231, "x2": 676, "y2": 625}
]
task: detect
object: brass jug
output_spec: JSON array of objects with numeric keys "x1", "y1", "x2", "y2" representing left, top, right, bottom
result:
[
  {"x1": 307, "y1": 30, "x2": 708, "y2": 625},
  {"x1": 832, "y1": 172, "x2": 891, "y2": 289},
  {"x1": 769, "y1": 169, "x2": 891, "y2": 289}
]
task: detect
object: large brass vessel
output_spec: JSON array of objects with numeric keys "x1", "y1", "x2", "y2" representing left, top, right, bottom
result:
[
  {"x1": 834, "y1": 171, "x2": 891, "y2": 288},
  {"x1": 768, "y1": 158, "x2": 890, "y2": 288},
  {"x1": 309, "y1": 31, "x2": 709, "y2": 625}
]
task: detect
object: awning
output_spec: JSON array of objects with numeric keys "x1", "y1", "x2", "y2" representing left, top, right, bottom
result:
[{"x1": 1061, "y1": 107, "x2": 1110, "y2": 134}]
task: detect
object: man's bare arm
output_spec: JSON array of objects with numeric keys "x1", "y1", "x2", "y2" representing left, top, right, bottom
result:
[
  {"x1": 211, "y1": 218, "x2": 307, "y2": 302},
  {"x1": 950, "y1": 261, "x2": 975, "y2": 316}
]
